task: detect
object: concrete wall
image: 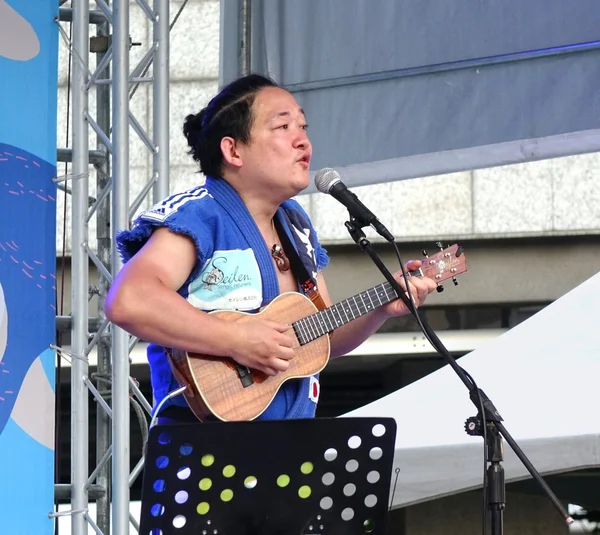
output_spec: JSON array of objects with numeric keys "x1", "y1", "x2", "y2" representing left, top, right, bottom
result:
[
  {"x1": 53, "y1": 235, "x2": 600, "y2": 324},
  {"x1": 55, "y1": 0, "x2": 600, "y2": 256},
  {"x1": 322, "y1": 238, "x2": 600, "y2": 307},
  {"x1": 301, "y1": 153, "x2": 600, "y2": 246}
]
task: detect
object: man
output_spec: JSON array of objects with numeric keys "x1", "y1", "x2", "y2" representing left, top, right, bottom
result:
[{"x1": 105, "y1": 74, "x2": 437, "y2": 423}]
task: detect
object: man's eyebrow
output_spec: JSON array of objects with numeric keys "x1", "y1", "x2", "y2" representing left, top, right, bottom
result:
[{"x1": 268, "y1": 108, "x2": 306, "y2": 121}]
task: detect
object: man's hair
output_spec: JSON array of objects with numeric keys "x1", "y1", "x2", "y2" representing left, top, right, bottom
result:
[{"x1": 182, "y1": 73, "x2": 279, "y2": 177}]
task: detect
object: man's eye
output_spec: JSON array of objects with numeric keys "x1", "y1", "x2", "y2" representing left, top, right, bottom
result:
[
  {"x1": 278, "y1": 124, "x2": 289, "y2": 130},
  {"x1": 301, "y1": 124, "x2": 309, "y2": 130}
]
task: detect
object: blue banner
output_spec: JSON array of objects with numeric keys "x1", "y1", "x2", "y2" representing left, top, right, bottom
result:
[{"x1": 0, "y1": 1, "x2": 58, "y2": 533}]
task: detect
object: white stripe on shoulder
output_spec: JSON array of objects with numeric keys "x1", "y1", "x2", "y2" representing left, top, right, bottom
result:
[{"x1": 140, "y1": 186, "x2": 213, "y2": 223}]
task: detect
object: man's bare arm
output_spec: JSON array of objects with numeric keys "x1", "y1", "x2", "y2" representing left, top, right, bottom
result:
[
  {"x1": 105, "y1": 227, "x2": 235, "y2": 355},
  {"x1": 105, "y1": 228, "x2": 295, "y2": 376}
]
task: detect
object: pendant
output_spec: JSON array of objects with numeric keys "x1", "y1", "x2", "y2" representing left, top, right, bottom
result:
[{"x1": 271, "y1": 244, "x2": 290, "y2": 272}]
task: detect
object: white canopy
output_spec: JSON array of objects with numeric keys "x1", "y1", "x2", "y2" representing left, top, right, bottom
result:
[{"x1": 344, "y1": 270, "x2": 600, "y2": 510}]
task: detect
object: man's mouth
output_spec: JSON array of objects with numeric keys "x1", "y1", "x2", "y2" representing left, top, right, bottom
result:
[{"x1": 297, "y1": 154, "x2": 310, "y2": 167}]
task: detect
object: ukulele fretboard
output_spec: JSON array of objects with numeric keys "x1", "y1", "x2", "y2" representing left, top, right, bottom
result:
[{"x1": 292, "y1": 281, "x2": 400, "y2": 345}]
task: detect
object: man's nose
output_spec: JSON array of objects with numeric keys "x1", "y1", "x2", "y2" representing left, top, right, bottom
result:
[{"x1": 294, "y1": 128, "x2": 310, "y2": 149}]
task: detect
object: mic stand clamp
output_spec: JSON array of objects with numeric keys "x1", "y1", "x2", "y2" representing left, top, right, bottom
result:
[
  {"x1": 344, "y1": 218, "x2": 372, "y2": 251},
  {"x1": 343, "y1": 216, "x2": 574, "y2": 535},
  {"x1": 465, "y1": 399, "x2": 506, "y2": 535}
]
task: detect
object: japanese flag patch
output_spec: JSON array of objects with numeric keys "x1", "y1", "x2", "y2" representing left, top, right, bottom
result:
[{"x1": 309, "y1": 376, "x2": 320, "y2": 403}]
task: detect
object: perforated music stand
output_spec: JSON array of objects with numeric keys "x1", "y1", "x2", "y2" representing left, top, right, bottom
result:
[{"x1": 139, "y1": 417, "x2": 397, "y2": 535}]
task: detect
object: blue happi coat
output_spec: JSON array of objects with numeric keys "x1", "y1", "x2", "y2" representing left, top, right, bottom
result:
[{"x1": 116, "y1": 176, "x2": 329, "y2": 419}]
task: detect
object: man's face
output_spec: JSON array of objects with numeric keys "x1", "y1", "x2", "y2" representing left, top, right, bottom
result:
[{"x1": 236, "y1": 86, "x2": 312, "y2": 198}]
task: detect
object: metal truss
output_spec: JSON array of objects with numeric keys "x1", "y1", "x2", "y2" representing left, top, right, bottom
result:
[{"x1": 53, "y1": 0, "x2": 170, "y2": 533}]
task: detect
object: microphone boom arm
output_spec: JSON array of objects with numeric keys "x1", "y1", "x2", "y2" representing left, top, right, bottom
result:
[{"x1": 342, "y1": 216, "x2": 574, "y2": 534}]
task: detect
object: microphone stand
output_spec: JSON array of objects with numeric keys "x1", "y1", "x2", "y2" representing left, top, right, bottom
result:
[{"x1": 343, "y1": 216, "x2": 573, "y2": 535}]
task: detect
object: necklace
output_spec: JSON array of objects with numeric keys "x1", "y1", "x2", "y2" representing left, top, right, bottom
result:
[
  {"x1": 268, "y1": 218, "x2": 290, "y2": 272},
  {"x1": 270, "y1": 244, "x2": 290, "y2": 272}
]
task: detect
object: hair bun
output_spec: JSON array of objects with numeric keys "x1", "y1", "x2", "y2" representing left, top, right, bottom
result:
[{"x1": 182, "y1": 110, "x2": 206, "y2": 149}]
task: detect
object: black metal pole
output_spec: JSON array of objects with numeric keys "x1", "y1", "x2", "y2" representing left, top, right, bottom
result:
[
  {"x1": 487, "y1": 425, "x2": 506, "y2": 535},
  {"x1": 343, "y1": 217, "x2": 573, "y2": 529}
]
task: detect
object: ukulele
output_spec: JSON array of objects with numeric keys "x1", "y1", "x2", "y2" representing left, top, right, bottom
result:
[{"x1": 167, "y1": 244, "x2": 467, "y2": 422}]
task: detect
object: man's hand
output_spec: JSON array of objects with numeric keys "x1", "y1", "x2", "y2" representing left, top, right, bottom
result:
[
  {"x1": 228, "y1": 319, "x2": 296, "y2": 376},
  {"x1": 380, "y1": 260, "x2": 438, "y2": 318}
]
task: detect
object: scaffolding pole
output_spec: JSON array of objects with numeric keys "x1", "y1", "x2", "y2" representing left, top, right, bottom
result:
[
  {"x1": 239, "y1": 0, "x2": 252, "y2": 75},
  {"x1": 94, "y1": 10, "x2": 112, "y2": 535},
  {"x1": 57, "y1": 0, "x2": 170, "y2": 531},
  {"x1": 111, "y1": 0, "x2": 131, "y2": 531},
  {"x1": 70, "y1": 0, "x2": 90, "y2": 534},
  {"x1": 153, "y1": 0, "x2": 170, "y2": 203}
]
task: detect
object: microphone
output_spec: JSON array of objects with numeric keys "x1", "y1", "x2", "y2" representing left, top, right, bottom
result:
[{"x1": 314, "y1": 168, "x2": 395, "y2": 242}]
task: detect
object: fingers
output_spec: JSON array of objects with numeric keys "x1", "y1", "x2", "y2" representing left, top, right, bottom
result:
[
  {"x1": 270, "y1": 357, "x2": 291, "y2": 373},
  {"x1": 410, "y1": 278, "x2": 432, "y2": 305},
  {"x1": 232, "y1": 320, "x2": 298, "y2": 376},
  {"x1": 261, "y1": 356, "x2": 291, "y2": 376},
  {"x1": 405, "y1": 259, "x2": 423, "y2": 271},
  {"x1": 261, "y1": 366, "x2": 280, "y2": 377},
  {"x1": 276, "y1": 332, "x2": 294, "y2": 349},
  {"x1": 393, "y1": 270, "x2": 435, "y2": 307},
  {"x1": 403, "y1": 281, "x2": 422, "y2": 306},
  {"x1": 269, "y1": 321, "x2": 291, "y2": 333},
  {"x1": 274, "y1": 345, "x2": 295, "y2": 360},
  {"x1": 261, "y1": 333, "x2": 295, "y2": 376}
]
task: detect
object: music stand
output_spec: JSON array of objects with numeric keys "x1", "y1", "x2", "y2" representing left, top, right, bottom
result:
[{"x1": 139, "y1": 417, "x2": 397, "y2": 535}]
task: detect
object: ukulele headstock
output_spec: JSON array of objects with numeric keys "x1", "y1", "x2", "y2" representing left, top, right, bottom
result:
[{"x1": 419, "y1": 242, "x2": 467, "y2": 292}]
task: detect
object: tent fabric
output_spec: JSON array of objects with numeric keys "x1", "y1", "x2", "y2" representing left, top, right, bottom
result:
[
  {"x1": 220, "y1": 0, "x2": 600, "y2": 190},
  {"x1": 343, "y1": 270, "x2": 600, "y2": 509}
]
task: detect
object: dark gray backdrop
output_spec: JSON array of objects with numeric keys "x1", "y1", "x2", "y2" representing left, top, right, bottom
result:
[{"x1": 220, "y1": 1, "x2": 600, "y2": 191}]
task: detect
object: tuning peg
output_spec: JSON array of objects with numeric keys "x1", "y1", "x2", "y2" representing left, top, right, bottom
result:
[
  {"x1": 453, "y1": 277, "x2": 459, "y2": 286},
  {"x1": 436, "y1": 284, "x2": 444, "y2": 293},
  {"x1": 422, "y1": 249, "x2": 428, "y2": 257},
  {"x1": 435, "y1": 241, "x2": 444, "y2": 250}
]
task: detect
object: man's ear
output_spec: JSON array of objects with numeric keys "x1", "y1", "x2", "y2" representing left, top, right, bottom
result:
[{"x1": 221, "y1": 137, "x2": 243, "y2": 168}]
